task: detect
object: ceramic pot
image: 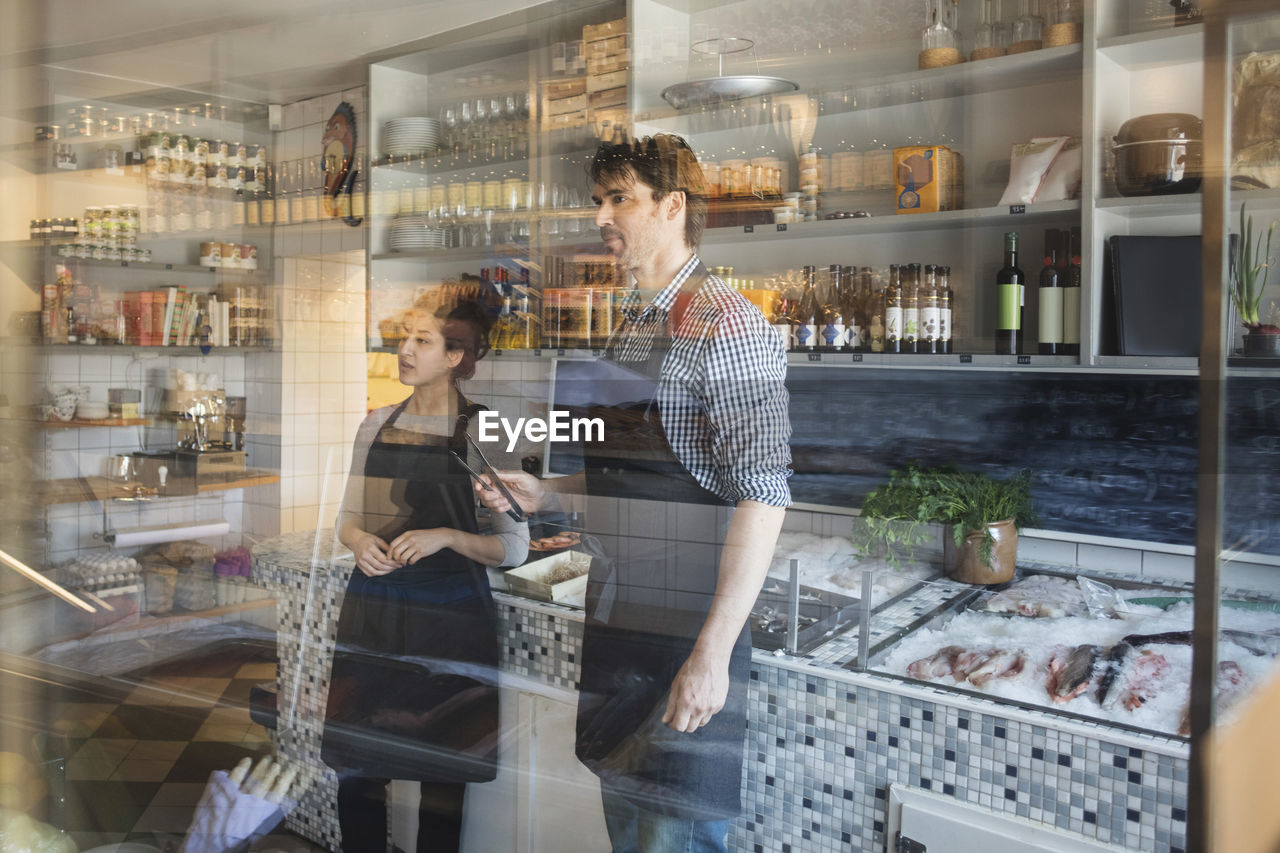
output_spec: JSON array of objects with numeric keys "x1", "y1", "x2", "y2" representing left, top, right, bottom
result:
[
  {"x1": 1243, "y1": 332, "x2": 1280, "y2": 358},
  {"x1": 52, "y1": 389, "x2": 78, "y2": 422},
  {"x1": 944, "y1": 519, "x2": 1018, "y2": 584}
]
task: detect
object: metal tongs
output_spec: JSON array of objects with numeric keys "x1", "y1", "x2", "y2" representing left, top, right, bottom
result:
[{"x1": 452, "y1": 434, "x2": 527, "y2": 523}]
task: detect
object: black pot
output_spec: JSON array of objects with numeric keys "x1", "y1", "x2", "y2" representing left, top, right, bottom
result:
[
  {"x1": 1113, "y1": 112, "x2": 1203, "y2": 197},
  {"x1": 1243, "y1": 332, "x2": 1280, "y2": 357}
]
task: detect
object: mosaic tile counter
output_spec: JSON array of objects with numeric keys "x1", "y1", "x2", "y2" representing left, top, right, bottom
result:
[{"x1": 253, "y1": 530, "x2": 1189, "y2": 853}]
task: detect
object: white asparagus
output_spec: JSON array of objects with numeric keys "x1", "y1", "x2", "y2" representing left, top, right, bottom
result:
[{"x1": 244, "y1": 755, "x2": 273, "y2": 790}]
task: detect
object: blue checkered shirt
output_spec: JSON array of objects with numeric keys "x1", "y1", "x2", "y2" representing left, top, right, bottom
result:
[{"x1": 605, "y1": 255, "x2": 792, "y2": 507}]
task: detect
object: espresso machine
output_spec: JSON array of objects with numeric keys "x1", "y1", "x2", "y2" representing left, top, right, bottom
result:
[{"x1": 171, "y1": 388, "x2": 246, "y2": 477}]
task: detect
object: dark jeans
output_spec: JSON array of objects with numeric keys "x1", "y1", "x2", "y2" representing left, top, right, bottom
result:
[{"x1": 337, "y1": 775, "x2": 465, "y2": 853}]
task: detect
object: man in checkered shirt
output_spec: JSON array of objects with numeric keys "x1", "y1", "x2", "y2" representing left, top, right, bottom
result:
[{"x1": 477, "y1": 133, "x2": 791, "y2": 852}]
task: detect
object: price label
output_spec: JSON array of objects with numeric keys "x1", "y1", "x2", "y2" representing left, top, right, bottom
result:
[
  {"x1": 557, "y1": 348, "x2": 567, "y2": 357},
  {"x1": 120, "y1": 261, "x2": 129, "y2": 268},
  {"x1": 959, "y1": 354, "x2": 973, "y2": 364},
  {"x1": 533, "y1": 349, "x2": 542, "y2": 357},
  {"x1": 1017, "y1": 355, "x2": 1031, "y2": 364},
  {"x1": 493, "y1": 348, "x2": 504, "y2": 356},
  {"x1": 744, "y1": 225, "x2": 754, "y2": 233},
  {"x1": 851, "y1": 353, "x2": 863, "y2": 362},
  {"x1": 165, "y1": 263, "x2": 174, "y2": 270},
  {"x1": 807, "y1": 352, "x2": 822, "y2": 362},
  {"x1": 776, "y1": 224, "x2": 787, "y2": 232},
  {"x1": 592, "y1": 348, "x2": 603, "y2": 357},
  {"x1": 1009, "y1": 204, "x2": 1027, "y2": 215}
]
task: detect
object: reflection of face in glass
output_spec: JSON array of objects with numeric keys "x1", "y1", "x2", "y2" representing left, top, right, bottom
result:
[{"x1": 397, "y1": 313, "x2": 461, "y2": 389}]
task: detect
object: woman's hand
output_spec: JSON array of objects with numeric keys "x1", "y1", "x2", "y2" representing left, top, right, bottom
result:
[
  {"x1": 351, "y1": 532, "x2": 402, "y2": 577},
  {"x1": 387, "y1": 528, "x2": 456, "y2": 566},
  {"x1": 473, "y1": 469, "x2": 544, "y2": 515}
]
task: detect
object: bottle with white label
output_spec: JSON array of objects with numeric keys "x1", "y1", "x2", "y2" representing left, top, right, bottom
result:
[
  {"x1": 796, "y1": 265, "x2": 820, "y2": 352},
  {"x1": 1038, "y1": 229, "x2": 1064, "y2": 354},
  {"x1": 1063, "y1": 227, "x2": 1082, "y2": 356},
  {"x1": 919, "y1": 264, "x2": 941, "y2": 354},
  {"x1": 938, "y1": 265, "x2": 954, "y2": 353},
  {"x1": 883, "y1": 264, "x2": 903, "y2": 353}
]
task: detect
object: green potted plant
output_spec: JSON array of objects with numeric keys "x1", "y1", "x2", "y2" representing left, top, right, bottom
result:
[
  {"x1": 853, "y1": 463, "x2": 1037, "y2": 584},
  {"x1": 1232, "y1": 202, "x2": 1279, "y2": 357}
]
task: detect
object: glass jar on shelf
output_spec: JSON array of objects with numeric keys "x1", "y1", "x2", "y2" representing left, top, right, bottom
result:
[
  {"x1": 1010, "y1": 0, "x2": 1044, "y2": 54},
  {"x1": 919, "y1": 0, "x2": 962, "y2": 70},
  {"x1": 1044, "y1": 0, "x2": 1083, "y2": 47},
  {"x1": 970, "y1": 0, "x2": 1008, "y2": 61}
]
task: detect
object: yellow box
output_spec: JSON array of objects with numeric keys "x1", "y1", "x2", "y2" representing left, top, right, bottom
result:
[
  {"x1": 587, "y1": 68, "x2": 628, "y2": 93},
  {"x1": 583, "y1": 18, "x2": 627, "y2": 42},
  {"x1": 893, "y1": 145, "x2": 964, "y2": 214}
]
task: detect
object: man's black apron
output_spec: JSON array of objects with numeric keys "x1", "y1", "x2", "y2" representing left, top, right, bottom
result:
[
  {"x1": 322, "y1": 396, "x2": 499, "y2": 783},
  {"x1": 573, "y1": 267, "x2": 750, "y2": 821}
]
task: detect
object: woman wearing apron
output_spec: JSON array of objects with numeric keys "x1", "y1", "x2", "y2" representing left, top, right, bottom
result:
[{"x1": 324, "y1": 290, "x2": 528, "y2": 852}]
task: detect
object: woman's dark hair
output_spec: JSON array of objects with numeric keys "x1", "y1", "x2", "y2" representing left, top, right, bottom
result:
[
  {"x1": 406, "y1": 285, "x2": 492, "y2": 382},
  {"x1": 589, "y1": 133, "x2": 708, "y2": 249}
]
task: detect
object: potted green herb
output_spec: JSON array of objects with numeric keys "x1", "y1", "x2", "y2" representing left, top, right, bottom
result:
[
  {"x1": 853, "y1": 463, "x2": 1037, "y2": 584},
  {"x1": 1232, "y1": 202, "x2": 1279, "y2": 357}
]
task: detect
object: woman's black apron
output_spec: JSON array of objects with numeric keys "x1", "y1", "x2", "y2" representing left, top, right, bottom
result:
[
  {"x1": 573, "y1": 266, "x2": 750, "y2": 821},
  {"x1": 322, "y1": 396, "x2": 499, "y2": 784}
]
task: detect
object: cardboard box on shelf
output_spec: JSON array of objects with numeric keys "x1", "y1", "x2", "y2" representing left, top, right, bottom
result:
[
  {"x1": 582, "y1": 18, "x2": 626, "y2": 43},
  {"x1": 588, "y1": 87, "x2": 628, "y2": 110},
  {"x1": 893, "y1": 145, "x2": 965, "y2": 214},
  {"x1": 543, "y1": 77, "x2": 586, "y2": 100},
  {"x1": 587, "y1": 52, "x2": 629, "y2": 77},
  {"x1": 545, "y1": 93, "x2": 588, "y2": 116},
  {"x1": 587, "y1": 33, "x2": 629, "y2": 60},
  {"x1": 587, "y1": 69, "x2": 628, "y2": 93},
  {"x1": 541, "y1": 110, "x2": 588, "y2": 132}
]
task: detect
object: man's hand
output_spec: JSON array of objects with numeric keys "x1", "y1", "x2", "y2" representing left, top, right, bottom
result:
[
  {"x1": 351, "y1": 532, "x2": 402, "y2": 577},
  {"x1": 662, "y1": 650, "x2": 729, "y2": 733},
  {"x1": 387, "y1": 528, "x2": 454, "y2": 566},
  {"x1": 473, "y1": 468, "x2": 545, "y2": 515}
]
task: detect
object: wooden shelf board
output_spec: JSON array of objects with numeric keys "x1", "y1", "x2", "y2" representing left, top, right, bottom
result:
[{"x1": 37, "y1": 469, "x2": 280, "y2": 506}]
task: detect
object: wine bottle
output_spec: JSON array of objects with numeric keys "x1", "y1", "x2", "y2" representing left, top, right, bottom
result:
[
  {"x1": 995, "y1": 231, "x2": 1025, "y2": 354},
  {"x1": 1063, "y1": 226, "x2": 1082, "y2": 356},
  {"x1": 919, "y1": 264, "x2": 941, "y2": 354},
  {"x1": 795, "y1": 265, "x2": 820, "y2": 352},
  {"x1": 938, "y1": 265, "x2": 955, "y2": 353},
  {"x1": 819, "y1": 264, "x2": 845, "y2": 351},
  {"x1": 840, "y1": 265, "x2": 860, "y2": 352},
  {"x1": 1038, "y1": 229, "x2": 1064, "y2": 355},
  {"x1": 902, "y1": 262, "x2": 920, "y2": 353},
  {"x1": 883, "y1": 264, "x2": 903, "y2": 353}
]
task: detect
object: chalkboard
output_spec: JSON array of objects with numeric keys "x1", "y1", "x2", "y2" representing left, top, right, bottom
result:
[{"x1": 786, "y1": 367, "x2": 1280, "y2": 555}]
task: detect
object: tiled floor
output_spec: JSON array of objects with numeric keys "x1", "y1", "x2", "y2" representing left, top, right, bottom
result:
[{"x1": 4, "y1": 638, "x2": 326, "y2": 852}]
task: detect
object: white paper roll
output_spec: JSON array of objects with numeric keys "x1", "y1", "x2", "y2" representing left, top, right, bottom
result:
[{"x1": 107, "y1": 521, "x2": 231, "y2": 547}]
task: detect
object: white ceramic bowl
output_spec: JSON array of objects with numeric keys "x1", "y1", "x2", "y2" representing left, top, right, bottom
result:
[{"x1": 76, "y1": 401, "x2": 110, "y2": 420}]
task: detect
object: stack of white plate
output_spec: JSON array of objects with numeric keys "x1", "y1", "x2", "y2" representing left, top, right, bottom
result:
[
  {"x1": 383, "y1": 117, "x2": 441, "y2": 156},
  {"x1": 389, "y1": 216, "x2": 448, "y2": 252}
]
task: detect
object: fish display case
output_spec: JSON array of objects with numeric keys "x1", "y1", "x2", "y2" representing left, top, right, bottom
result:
[{"x1": 854, "y1": 567, "x2": 1280, "y2": 738}]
